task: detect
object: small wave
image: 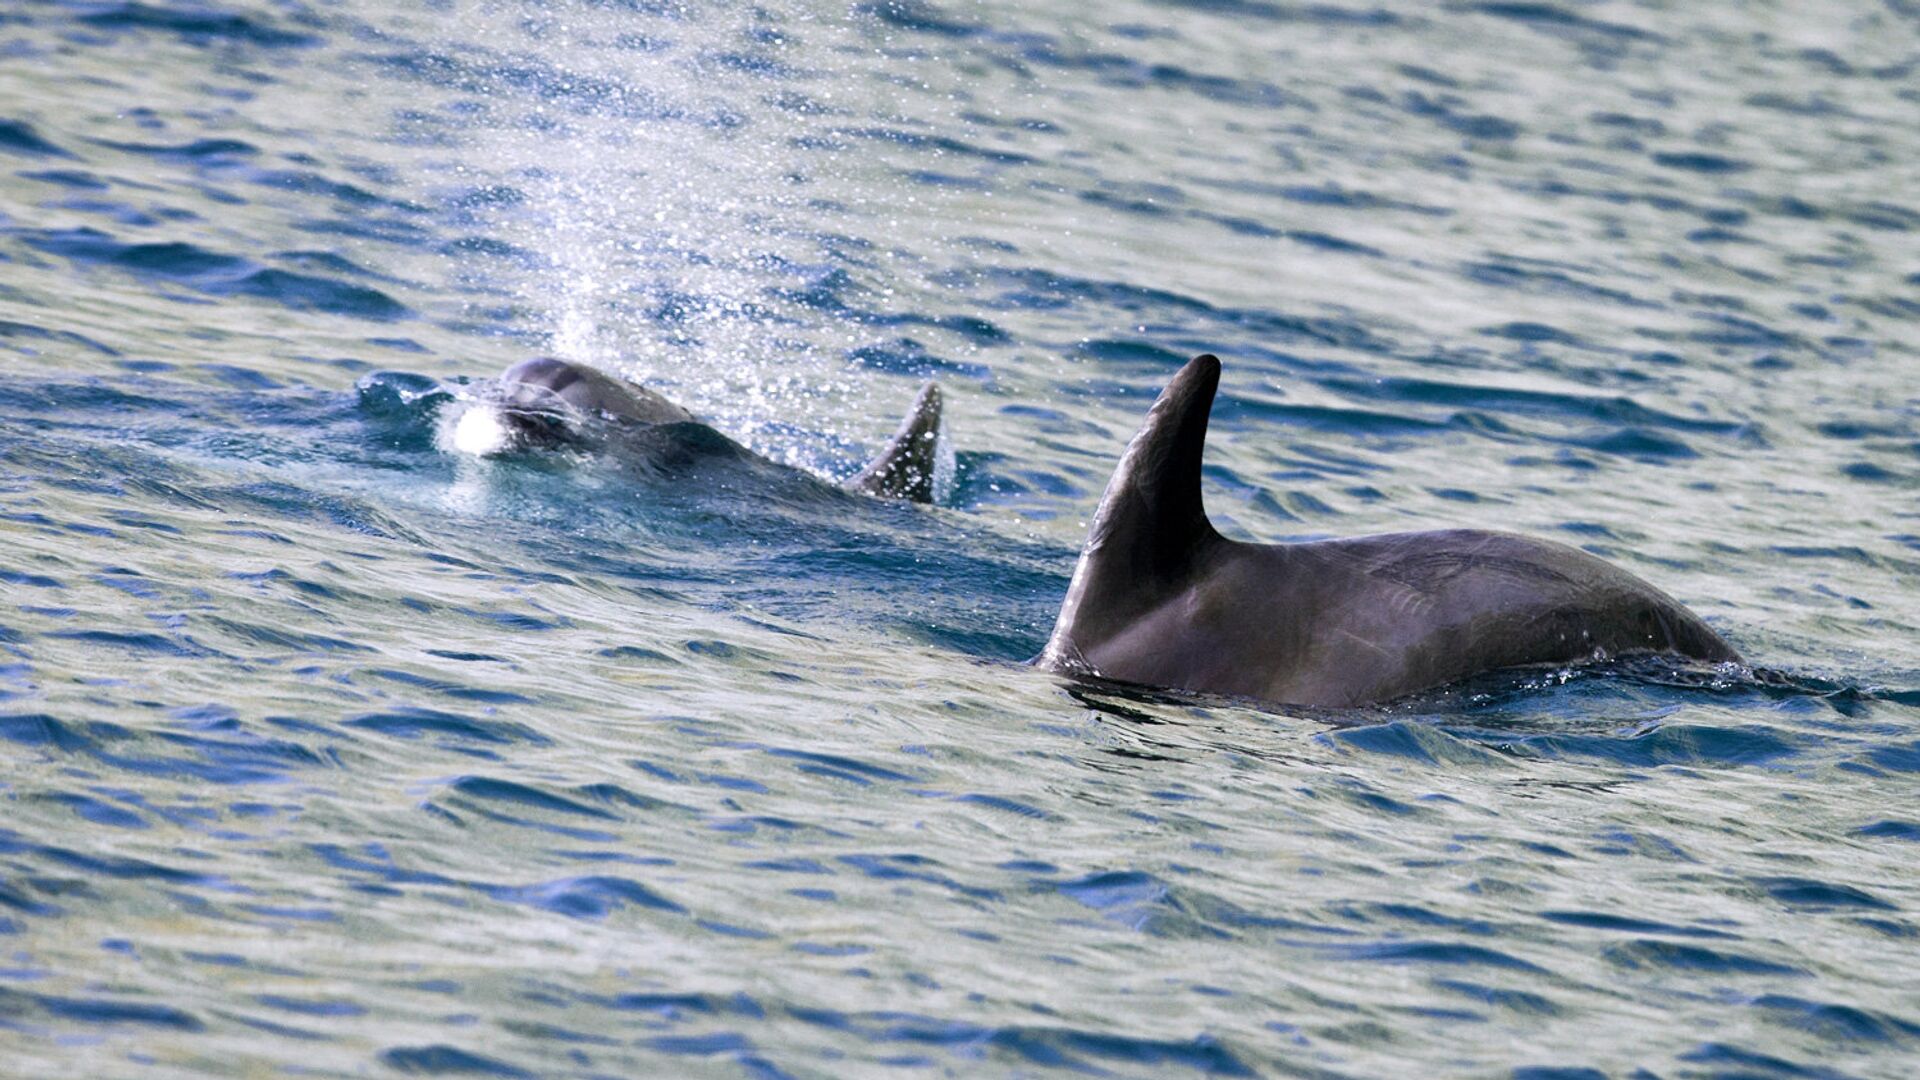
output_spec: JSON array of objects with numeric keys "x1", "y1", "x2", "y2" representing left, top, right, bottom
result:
[
  {"x1": 20, "y1": 227, "x2": 409, "y2": 319},
  {"x1": 74, "y1": 2, "x2": 318, "y2": 48}
]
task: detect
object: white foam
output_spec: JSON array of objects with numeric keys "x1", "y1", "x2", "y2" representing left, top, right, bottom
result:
[{"x1": 447, "y1": 404, "x2": 514, "y2": 458}]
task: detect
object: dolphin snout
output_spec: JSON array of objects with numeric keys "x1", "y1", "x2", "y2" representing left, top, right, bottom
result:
[{"x1": 447, "y1": 384, "x2": 585, "y2": 457}]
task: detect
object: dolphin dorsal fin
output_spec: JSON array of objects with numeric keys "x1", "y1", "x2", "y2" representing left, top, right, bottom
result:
[
  {"x1": 1044, "y1": 354, "x2": 1223, "y2": 668},
  {"x1": 845, "y1": 381, "x2": 945, "y2": 503},
  {"x1": 1085, "y1": 353, "x2": 1220, "y2": 569}
]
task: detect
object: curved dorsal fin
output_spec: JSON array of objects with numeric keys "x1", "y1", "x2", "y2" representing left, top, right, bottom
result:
[
  {"x1": 845, "y1": 381, "x2": 944, "y2": 503},
  {"x1": 1044, "y1": 354, "x2": 1223, "y2": 667}
]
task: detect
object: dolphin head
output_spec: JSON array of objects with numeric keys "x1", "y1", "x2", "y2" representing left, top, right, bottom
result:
[{"x1": 449, "y1": 357, "x2": 696, "y2": 456}]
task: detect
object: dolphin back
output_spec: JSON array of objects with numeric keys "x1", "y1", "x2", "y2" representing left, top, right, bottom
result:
[
  {"x1": 845, "y1": 381, "x2": 945, "y2": 504},
  {"x1": 1038, "y1": 352, "x2": 1742, "y2": 708}
]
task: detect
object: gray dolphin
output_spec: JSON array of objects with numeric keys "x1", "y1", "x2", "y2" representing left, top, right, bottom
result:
[
  {"x1": 454, "y1": 356, "x2": 946, "y2": 504},
  {"x1": 1038, "y1": 354, "x2": 1739, "y2": 708}
]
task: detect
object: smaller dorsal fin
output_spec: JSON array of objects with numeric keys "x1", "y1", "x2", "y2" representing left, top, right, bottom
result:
[
  {"x1": 1043, "y1": 354, "x2": 1223, "y2": 668},
  {"x1": 845, "y1": 381, "x2": 944, "y2": 503}
]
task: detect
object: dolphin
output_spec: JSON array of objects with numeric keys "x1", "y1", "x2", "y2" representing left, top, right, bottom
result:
[
  {"x1": 449, "y1": 356, "x2": 946, "y2": 504},
  {"x1": 1038, "y1": 354, "x2": 1740, "y2": 708}
]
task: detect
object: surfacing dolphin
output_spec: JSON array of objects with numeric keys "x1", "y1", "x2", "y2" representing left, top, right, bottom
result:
[
  {"x1": 1038, "y1": 354, "x2": 1740, "y2": 708},
  {"x1": 450, "y1": 357, "x2": 946, "y2": 503}
]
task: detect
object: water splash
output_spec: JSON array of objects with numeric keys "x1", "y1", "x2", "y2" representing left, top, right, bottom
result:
[{"x1": 432, "y1": 0, "x2": 982, "y2": 466}]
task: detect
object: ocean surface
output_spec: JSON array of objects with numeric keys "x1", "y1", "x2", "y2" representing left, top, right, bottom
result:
[{"x1": 2, "y1": 0, "x2": 1918, "y2": 1076}]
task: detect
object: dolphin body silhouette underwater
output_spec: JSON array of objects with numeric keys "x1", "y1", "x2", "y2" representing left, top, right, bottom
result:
[
  {"x1": 1038, "y1": 354, "x2": 1740, "y2": 709},
  {"x1": 449, "y1": 356, "x2": 946, "y2": 503}
]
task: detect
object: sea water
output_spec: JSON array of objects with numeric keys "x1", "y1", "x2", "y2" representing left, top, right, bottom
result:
[{"x1": 0, "y1": 1, "x2": 1917, "y2": 1076}]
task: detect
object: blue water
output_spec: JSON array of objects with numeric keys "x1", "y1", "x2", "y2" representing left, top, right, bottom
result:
[{"x1": 2, "y1": 0, "x2": 1918, "y2": 1076}]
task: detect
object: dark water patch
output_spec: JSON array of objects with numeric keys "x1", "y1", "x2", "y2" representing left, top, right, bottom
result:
[
  {"x1": 1325, "y1": 720, "x2": 1510, "y2": 767},
  {"x1": 365, "y1": 47, "x2": 690, "y2": 123},
  {"x1": 599, "y1": 645, "x2": 677, "y2": 663},
  {"x1": 219, "y1": 481, "x2": 426, "y2": 541},
  {"x1": 34, "y1": 791, "x2": 147, "y2": 829},
  {"x1": 845, "y1": 338, "x2": 991, "y2": 380},
  {"x1": 1571, "y1": 426, "x2": 1698, "y2": 460},
  {"x1": 17, "y1": 168, "x2": 107, "y2": 189},
  {"x1": 21, "y1": 228, "x2": 408, "y2": 319},
  {"x1": 343, "y1": 708, "x2": 551, "y2": 746},
  {"x1": 1283, "y1": 228, "x2": 1382, "y2": 255},
  {"x1": 860, "y1": 309, "x2": 1010, "y2": 346},
  {"x1": 442, "y1": 776, "x2": 621, "y2": 820},
  {"x1": 364, "y1": 668, "x2": 534, "y2": 704},
  {"x1": 220, "y1": 1010, "x2": 330, "y2": 1041},
  {"x1": 1190, "y1": 176, "x2": 1448, "y2": 216},
  {"x1": 1050, "y1": 869, "x2": 1321, "y2": 938},
  {"x1": 1073, "y1": 338, "x2": 1190, "y2": 372},
  {"x1": 1459, "y1": 259, "x2": 1643, "y2": 309},
  {"x1": 1755, "y1": 877, "x2": 1896, "y2": 912},
  {"x1": 763, "y1": 747, "x2": 919, "y2": 785},
  {"x1": 94, "y1": 136, "x2": 260, "y2": 162},
  {"x1": 1057, "y1": 870, "x2": 1184, "y2": 928},
  {"x1": 1838, "y1": 201, "x2": 1920, "y2": 233},
  {"x1": 786, "y1": 1007, "x2": 1256, "y2": 1076},
  {"x1": 46, "y1": 628, "x2": 218, "y2": 657},
  {"x1": 0, "y1": 877, "x2": 63, "y2": 917},
  {"x1": 1590, "y1": 111, "x2": 1664, "y2": 136},
  {"x1": 1326, "y1": 374, "x2": 1742, "y2": 436},
  {"x1": 0, "y1": 119, "x2": 74, "y2": 158},
  {"x1": 1483, "y1": 321, "x2": 1583, "y2": 345},
  {"x1": 0, "y1": 318, "x2": 121, "y2": 356},
  {"x1": 75, "y1": 2, "x2": 319, "y2": 48},
  {"x1": 135, "y1": 725, "x2": 330, "y2": 785},
  {"x1": 297, "y1": 214, "x2": 436, "y2": 247},
  {"x1": 946, "y1": 792, "x2": 1056, "y2": 820},
  {"x1": 1676, "y1": 1042, "x2": 1853, "y2": 1079},
  {"x1": 1336, "y1": 940, "x2": 1546, "y2": 972},
  {"x1": 831, "y1": 126, "x2": 1038, "y2": 166},
  {"x1": 487, "y1": 874, "x2": 685, "y2": 919},
  {"x1": 381, "y1": 1044, "x2": 532, "y2": 1078},
  {"x1": 1604, "y1": 940, "x2": 1803, "y2": 976},
  {"x1": 309, "y1": 843, "x2": 455, "y2": 887},
  {"x1": 837, "y1": 853, "x2": 999, "y2": 900},
  {"x1": 196, "y1": 363, "x2": 283, "y2": 390},
  {"x1": 0, "y1": 712, "x2": 118, "y2": 754},
  {"x1": 588, "y1": 990, "x2": 750, "y2": 1018},
  {"x1": 1650, "y1": 151, "x2": 1752, "y2": 174},
  {"x1": 1431, "y1": 979, "x2": 1562, "y2": 1016},
  {"x1": 1487, "y1": 723, "x2": 1801, "y2": 769},
  {"x1": 1401, "y1": 91, "x2": 1522, "y2": 141},
  {"x1": 247, "y1": 168, "x2": 416, "y2": 211},
  {"x1": 854, "y1": 0, "x2": 985, "y2": 36},
  {"x1": 1540, "y1": 910, "x2": 1736, "y2": 939},
  {"x1": 205, "y1": 617, "x2": 371, "y2": 655},
  {"x1": 35, "y1": 843, "x2": 226, "y2": 887},
  {"x1": 1, "y1": 987, "x2": 205, "y2": 1030},
  {"x1": 1468, "y1": 2, "x2": 1661, "y2": 43},
  {"x1": 1748, "y1": 994, "x2": 1920, "y2": 1044},
  {"x1": 1855, "y1": 820, "x2": 1920, "y2": 841},
  {"x1": 1007, "y1": 41, "x2": 1305, "y2": 110},
  {"x1": 1157, "y1": 0, "x2": 1399, "y2": 26},
  {"x1": 960, "y1": 266, "x2": 1383, "y2": 350}
]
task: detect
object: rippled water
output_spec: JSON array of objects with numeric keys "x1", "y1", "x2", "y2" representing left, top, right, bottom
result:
[{"x1": 3, "y1": 0, "x2": 1918, "y2": 1076}]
